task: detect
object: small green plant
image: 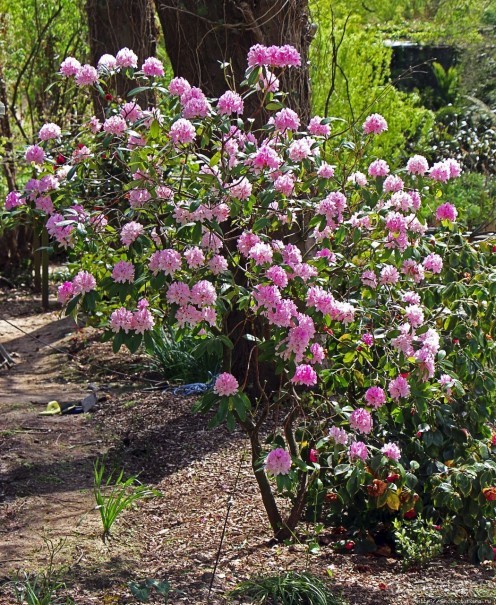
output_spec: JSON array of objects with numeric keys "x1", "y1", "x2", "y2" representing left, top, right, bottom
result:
[
  {"x1": 129, "y1": 578, "x2": 171, "y2": 603},
  {"x1": 11, "y1": 537, "x2": 73, "y2": 605},
  {"x1": 93, "y1": 458, "x2": 160, "y2": 542},
  {"x1": 145, "y1": 326, "x2": 221, "y2": 384},
  {"x1": 229, "y1": 571, "x2": 346, "y2": 605},
  {"x1": 393, "y1": 518, "x2": 444, "y2": 570}
]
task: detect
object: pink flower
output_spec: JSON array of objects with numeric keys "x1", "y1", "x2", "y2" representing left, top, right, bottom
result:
[
  {"x1": 309, "y1": 342, "x2": 325, "y2": 364},
  {"x1": 166, "y1": 281, "x2": 191, "y2": 306},
  {"x1": 229, "y1": 177, "x2": 252, "y2": 200},
  {"x1": 5, "y1": 191, "x2": 24, "y2": 210},
  {"x1": 59, "y1": 57, "x2": 81, "y2": 77},
  {"x1": 184, "y1": 246, "x2": 205, "y2": 269},
  {"x1": 256, "y1": 70, "x2": 279, "y2": 92},
  {"x1": 402, "y1": 291, "x2": 421, "y2": 305},
  {"x1": 75, "y1": 64, "x2": 98, "y2": 86},
  {"x1": 39, "y1": 123, "x2": 61, "y2": 141},
  {"x1": 35, "y1": 195, "x2": 54, "y2": 214},
  {"x1": 406, "y1": 154, "x2": 429, "y2": 175},
  {"x1": 129, "y1": 188, "x2": 151, "y2": 208},
  {"x1": 363, "y1": 113, "x2": 387, "y2": 135},
  {"x1": 383, "y1": 175, "x2": 404, "y2": 193},
  {"x1": 423, "y1": 253, "x2": 443, "y2": 274},
  {"x1": 349, "y1": 441, "x2": 369, "y2": 461},
  {"x1": 169, "y1": 77, "x2": 191, "y2": 96},
  {"x1": 381, "y1": 442, "x2": 401, "y2": 461},
  {"x1": 274, "y1": 108, "x2": 300, "y2": 131},
  {"x1": 208, "y1": 255, "x2": 228, "y2": 275},
  {"x1": 247, "y1": 44, "x2": 270, "y2": 66},
  {"x1": 103, "y1": 115, "x2": 127, "y2": 135},
  {"x1": 389, "y1": 375, "x2": 410, "y2": 400},
  {"x1": 190, "y1": 280, "x2": 217, "y2": 307},
  {"x1": 72, "y1": 270, "x2": 96, "y2": 294},
  {"x1": 110, "y1": 307, "x2": 133, "y2": 333},
  {"x1": 217, "y1": 91, "x2": 244, "y2": 116},
  {"x1": 248, "y1": 242, "x2": 273, "y2": 265},
  {"x1": 445, "y1": 158, "x2": 461, "y2": 178},
  {"x1": 265, "y1": 448, "x2": 292, "y2": 476},
  {"x1": 436, "y1": 202, "x2": 457, "y2": 222},
  {"x1": 308, "y1": 116, "x2": 330, "y2": 137},
  {"x1": 365, "y1": 386, "x2": 386, "y2": 408},
  {"x1": 430, "y1": 162, "x2": 450, "y2": 183},
  {"x1": 249, "y1": 145, "x2": 282, "y2": 171},
  {"x1": 131, "y1": 301, "x2": 155, "y2": 333},
  {"x1": 112, "y1": 261, "x2": 135, "y2": 283},
  {"x1": 148, "y1": 249, "x2": 182, "y2": 275},
  {"x1": 405, "y1": 304, "x2": 424, "y2": 329},
  {"x1": 274, "y1": 173, "x2": 295, "y2": 196},
  {"x1": 288, "y1": 138, "x2": 312, "y2": 162},
  {"x1": 439, "y1": 374, "x2": 454, "y2": 388},
  {"x1": 120, "y1": 101, "x2": 142, "y2": 123},
  {"x1": 116, "y1": 47, "x2": 138, "y2": 69},
  {"x1": 348, "y1": 171, "x2": 368, "y2": 186},
  {"x1": 361, "y1": 333, "x2": 374, "y2": 347},
  {"x1": 170, "y1": 118, "x2": 196, "y2": 145},
  {"x1": 368, "y1": 159, "x2": 390, "y2": 177},
  {"x1": 267, "y1": 44, "x2": 301, "y2": 68},
  {"x1": 380, "y1": 265, "x2": 399, "y2": 286},
  {"x1": 142, "y1": 57, "x2": 164, "y2": 77},
  {"x1": 97, "y1": 54, "x2": 117, "y2": 71},
  {"x1": 329, "y1": 426, "x2": 348, "y2": 445},
  {"x1": 317, "y1": 162, "x2": 335, "y2": 178},
  {"x1": 120, "y1": 221, "x2": 143, "y2": 247},
  {"x1": 291, "y1": 364, "x2": 317, "y2": 386},
  {"x1": 88, "y1": 116, "x2": 102, "y2": 134},
  {"x1": 180, "y1": 87, "x2": 210, "y2": 119},
  {"x1": 57, "y1": 281, "x2": 76, "y2": 304},
  {"x1": 25, "y1": 145, "x2": 46, "y2": 164},
  {"x1": 213, "y1": 372, "x2": 239, "y2": 397},
  {"x1": 361, "y1": 270, "x2": 377, "y2": 289},
  {"x1": 350, "y1": 408, "x2": 373, "y2": 434},
  {"x1": 266, "y1": 266, "x2": 288, "y2": 288}
]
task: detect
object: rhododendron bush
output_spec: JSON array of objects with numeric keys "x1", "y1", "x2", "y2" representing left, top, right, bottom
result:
[{"x1": 5, "y1": 45, "x2": 496, "y2": 560}]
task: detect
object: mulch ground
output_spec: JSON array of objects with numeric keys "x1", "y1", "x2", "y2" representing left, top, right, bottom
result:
[{"x1": 1, "y1": 287, "x2": 496, "y2": 604}]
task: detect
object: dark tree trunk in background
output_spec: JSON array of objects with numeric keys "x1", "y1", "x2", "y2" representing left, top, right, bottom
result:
[
  {"x1": 155, "y1": 0, "x2": 312, "y2": 124},
  {"x1": 0, "y1": 62, "x2": 31, "y2": 275},
  {"x1": 86, "y1": 0, "x2": 158, "y2": 109}
]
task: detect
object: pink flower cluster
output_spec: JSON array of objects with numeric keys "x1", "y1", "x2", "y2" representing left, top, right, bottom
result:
[
  {"x1": 110, "y1": 298, "x2": 154, "y2": 334},
  {"x1": 4, "y1": 191, "x2": 24, "y2": 210},
  {"x1": 247, "y1": 44, "x2": 301, "y2": 68},
  {"x1": 214, "y1": 372, "x2": 239, "y2": 396},
  {"x1": 362, "y1": 113, "x2": 387, "y2": 135},
  {"x1": 112, "y1": 261, "x2": 135, "y2": 283},
  {"x1": 39, "y1": 123, "x2": 61, "y2": 141},
  {"x1": 430, "y1": 158, "x2": 461, "y2": 182},
  {"x1": 291, "y1": 364, "x2": 317, "y2": 386},
  {"x1": 350, "y1": 408, "x2": 373, "y2": 434},
  {"x1": 217, "y1": 91, "x2": 244, "y2": 116},
  {"x1": 142, "y1": 57, "x2": 165, "y2": 77},
  {"x1": 265, "y1": 448, "x2": 292, "y2": 476}
]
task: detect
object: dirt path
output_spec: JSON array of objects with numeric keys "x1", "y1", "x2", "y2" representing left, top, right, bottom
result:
[
  {"x1": 1, "y1": 289, "x2": 496, "y2": 605},
  {"x1": 0, "y1": 293, "x2": 105, "y2": 587}
]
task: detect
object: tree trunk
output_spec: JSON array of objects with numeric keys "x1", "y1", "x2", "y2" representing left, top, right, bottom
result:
[
  {"x1": 155, "y1": 0, "x2": 312, "y2": 124},
  {"x1": 86, "y1": 0, "x2": 158, "y2": 110}
]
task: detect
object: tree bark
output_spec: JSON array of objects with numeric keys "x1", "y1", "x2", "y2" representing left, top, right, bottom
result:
[
  {"x1": 155, "y1": 0, "x2": 312, "y2": 124},
  {"x1": 86, "y1": 0, "x2": 158, "y2": 110}
]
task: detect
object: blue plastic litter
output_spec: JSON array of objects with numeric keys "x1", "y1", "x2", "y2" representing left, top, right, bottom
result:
[{"x1": 163, "y1": 377, "x2": 216, "y2": 396}]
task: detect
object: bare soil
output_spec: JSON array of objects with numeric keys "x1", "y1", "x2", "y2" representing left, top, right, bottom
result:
[{"x1": 1, "y1": 287, "x2": 496, "y2": 605}]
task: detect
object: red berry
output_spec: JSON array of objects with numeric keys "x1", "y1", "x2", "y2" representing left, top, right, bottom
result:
[
  {"x1": 403, "y1": 509, "x2": 417, "y2": 520},
  {"x1": 344, "y1": 541, "x2": 355, "y2": 550},
  {"x1": 416, "y1": 431, "x2": 422, "y2": 438},
  {"x1": 56, "y1": 154, "x2": 66, "y2": 165},
  {"x1": 105, "y1": 93, "x2": 113, "y2": 101}
]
